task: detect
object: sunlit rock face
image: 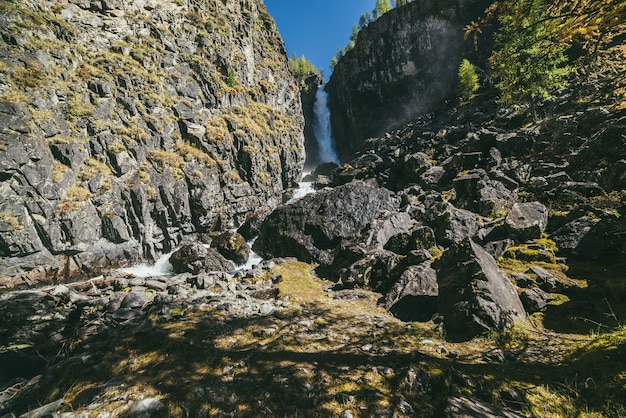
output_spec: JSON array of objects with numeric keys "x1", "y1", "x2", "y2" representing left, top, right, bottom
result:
[
  {"x1": 326, "y1": 0, "x2": 491, "y2": 161},
  {"x1": 0, "y1": 0, "x2": 305, "y2": 285}
]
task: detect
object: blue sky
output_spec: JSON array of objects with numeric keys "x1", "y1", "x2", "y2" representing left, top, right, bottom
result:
[{"x1": 263, "y1": 0, "x2": 374, "y2": 79}]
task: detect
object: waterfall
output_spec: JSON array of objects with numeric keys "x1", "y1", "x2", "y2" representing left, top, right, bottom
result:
[{"x1": 313, "y1": 86, "x2": 340, "y2": 164}]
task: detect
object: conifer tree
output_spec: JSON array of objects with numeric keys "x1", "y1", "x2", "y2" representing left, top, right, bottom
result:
[
  {"x1": 490, "y1": 0, "x2": 571, "y2": 120},
  {"x1": 359, "y1": 14, "x2": 367, "y2": 30},
  {"x1": 346, "y1": 23, "x2": 359, "y2": 52},
  {"x1": 364, "y1": 11, "x2": 372, "y2": 25},
  {"x1": 373, "y1": 0, "x2": 391, "y2": 19},
  {"x1": 289, "y1": 53, "x2": 319, "y2": 83},
  {"x1": 457, "y1": 59, "x2": 480, "y2": 100}
]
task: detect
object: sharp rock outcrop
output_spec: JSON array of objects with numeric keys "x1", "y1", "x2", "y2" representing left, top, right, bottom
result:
[
  {"x1": 326, "y1": 0, "x2": 491, "y2": 160},
  {"x1": 0, "y1": 0, "x2": 305, "y2": 286}
]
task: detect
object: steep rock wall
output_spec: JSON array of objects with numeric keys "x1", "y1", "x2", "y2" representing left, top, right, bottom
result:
[
  {"x1": 300, "y1": 74, "x2": 323, "y2": 169},
  {"x1": 0, "y1": 0, "x2": 305, "y2": 283},
  {"x1": 326, "y1": 0, "x2": 490, "y2": 160}
]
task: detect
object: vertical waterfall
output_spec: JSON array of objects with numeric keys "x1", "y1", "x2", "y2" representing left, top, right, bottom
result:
[{"x1": 313, "y1": 86, "x2": 340, "y2": 164}]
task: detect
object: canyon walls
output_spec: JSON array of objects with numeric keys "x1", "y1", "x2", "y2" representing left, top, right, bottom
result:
[
  {"x1": 326, "y1": 0, "x2": 491, "y2": 160},
  {"x1": 0, "y1": 0, "x2": 305, "y2": 283}
]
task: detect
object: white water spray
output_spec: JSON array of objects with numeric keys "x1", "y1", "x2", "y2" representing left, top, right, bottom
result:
[
  {"x1": 119, "y1": 251, "x2": 174, "y2": 278},
  {"x1": 289, "y1": 170, "x2": 316, "y2": 201},
  {"x1": 313, "y1": 86, "x2": 340, "y2": 164}
]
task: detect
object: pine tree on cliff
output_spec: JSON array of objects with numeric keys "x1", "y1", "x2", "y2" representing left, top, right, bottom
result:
[
  {"x1": 289, "y1": 53, "x2": 319, "y2": 84},
  {"x1": 458, "y1": 59, "x2": 480, "y2": 101},
  {"x1": 490, "y1": 0, "x2": 571, "y2": 121},
  {"x1": 346, "y1": 23, "x2": 359, "y2": 52},
  {"x1": 373, "y1": 0, "x2": 391, "y2": 19},
  {"x1": 359, "y1": 11, "x2": 373, "y2": 29}
]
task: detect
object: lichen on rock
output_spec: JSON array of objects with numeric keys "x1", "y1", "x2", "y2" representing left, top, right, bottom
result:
[{"x1": 0, "y1": 0, "x2": 305, "y2": 284}]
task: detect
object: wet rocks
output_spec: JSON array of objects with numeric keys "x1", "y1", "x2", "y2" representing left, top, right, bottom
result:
[
  {"x1": 169, "y1": 242, "x2": 234, "y2": 274},
  {"x1": 213, "y1": 231, "x2": 250, "y2": 265}
]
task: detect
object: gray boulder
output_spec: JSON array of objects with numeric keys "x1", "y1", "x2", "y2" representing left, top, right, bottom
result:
[
  {"x1": 505, "y1": 202, "x2": 548, "y2": 241},
  {"x1": 254, "y1": 182, "x2": 396, "y2": 265},
  {"x1": 477, "y1": 179, "x2": 516, "y2": 218},
  {"x1": 128, "y1": 398, "x2": 164, "y2": 418},
  {"x1": 213, "y1": 231, "x2": 250, "y2": 265},
  {"x1": 339, "y1": 249, "x2": 403, "y2": 291},
  {"x1": 528, "y1": 265, "x2": 563, "y2": 293},
  {"x1": 384, "y1": 263, "x2": 438, "y2": 322},
  {"x1": 384, "y1": 225, "x2": 437, "y2": 255},
  {"x1": 169, "y1": 241, "x2": 234, "y2": 274},
  {"x1": 360, "y1": 211, "x2": 416, "y2": 251},
  {"x1": 551, "y1": 216, "x2": 598, "y2": 254},
  {"x1": 557, "y1": 216, "x2": 625, "y2": 260},
  {"x1": 120, "y1": 291, "x2": 151, "y2": 309},
  {"x1": 435, "y1": 240, "x2": 526, "y2": 341},
  {"x1": 435, "y1": 207, "x2": 478, "y2": 246},
  {"x1": 520, "y1": 287, "x2": 554, "y2": 313}
]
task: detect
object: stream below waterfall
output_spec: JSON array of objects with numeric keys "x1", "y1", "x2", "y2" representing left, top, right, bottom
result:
[
  {"x1": 3, "y1": 83, "x2": 341, "y2": 285},
  {"x1": 120, "y1": 170, "x2": 317, "y2": 277}
]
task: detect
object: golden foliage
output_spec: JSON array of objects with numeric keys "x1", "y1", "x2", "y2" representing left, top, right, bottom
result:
[
  {"x1": 59, "y1": 185, "x2": 92, "y2": 211},
  {"x1": 0, "y1": 213, "x2": 22, "y2": 231},
  {"x1": 52, "y1": 162, "x2": 69, "y2": 182},
  {"x1": 147, "y1": 150, "x2": 185, "y2": 180},
  {"x1": 204, "y1": 115, "x2": 231, "y2": 142},
  {"x1": 78, "y1": 158, "x2": 112, "y2": 181},
  {"x1": 175, "y1": 142, "x2": 216, "y2": 167}
]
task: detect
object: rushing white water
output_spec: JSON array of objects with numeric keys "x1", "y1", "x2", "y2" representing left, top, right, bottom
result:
[
  {"x1": 240, "y1": 171, "x2": 316, "y2": 271},
  {"x1": 236, "y1": 237, "x2": 264, "y2": 271},
  {"x1": 119, "y1": 251, "x2": 174, "y2": 278},
  {"x1": 289, "y1": 170, "x2": 316, "y2": 201},
  {"x1": 313, "y1": 86, "x2": 341, "y2": 164}
]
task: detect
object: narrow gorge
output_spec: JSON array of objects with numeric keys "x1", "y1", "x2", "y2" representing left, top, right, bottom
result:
[{"x1": 1, "y1": 0, "x2": 625, "y2": 416}]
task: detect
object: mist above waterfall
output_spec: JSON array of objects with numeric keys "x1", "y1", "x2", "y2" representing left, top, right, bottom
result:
[{"x1": 313, "y1": 86, "x2": 341, "y2": 165}]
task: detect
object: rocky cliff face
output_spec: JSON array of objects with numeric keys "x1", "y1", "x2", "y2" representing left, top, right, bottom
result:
[
  {"x1": 326, "y1": 0, "x2": 490, "y2": 160},
  {"x1": 0, "y1": 0, "x2": 305, "y2": 284},
  {"x1": 299, "y1": 73, "x2": 323, "y2": 168}
]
